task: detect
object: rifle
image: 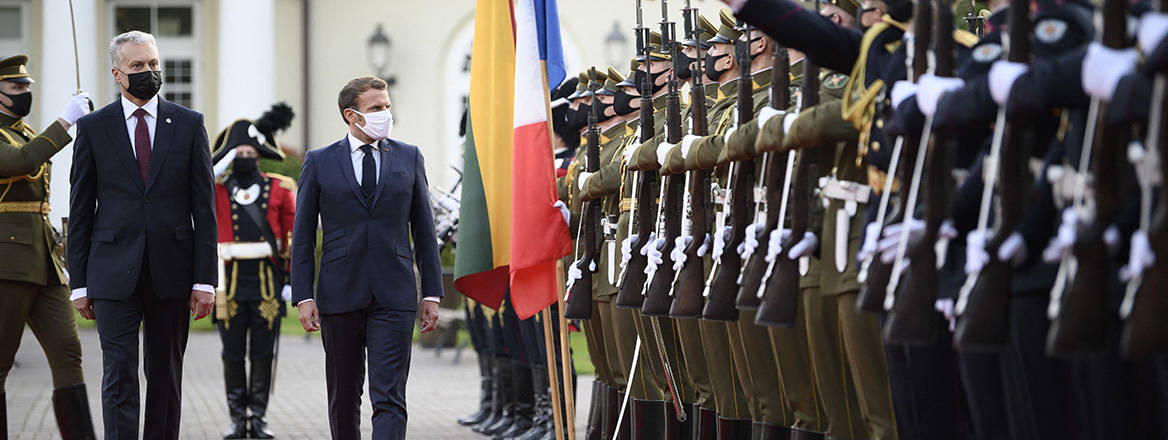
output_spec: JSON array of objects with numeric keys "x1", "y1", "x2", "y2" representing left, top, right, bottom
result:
[
  {"x1": 615, "y1": 0, "x2": 658, "y2": 309},
  {"x1": 738, "y1": 42, "x2": 791, "y2": 310},
  {"x1": 1120, "y1": 51, "x2": 1168, "y2": 357},
  {"x1": 670, "y1": 0, "x2": 713, "y2": 318},
  {"x1": 702, "y1": 18, "x2": 757, "y2": 321},
  {"x1": 755, "y1": 42, "x2": 819, "y2": 328},
  {"x1": 563, "y1": 68, "x2": 602, "y2": 320},
  {"x1": 641, "y1": 0, "x2": 686, "y2": 317},
  {"x1": 952, "y1": 0, "x2": 1033, "y2": 350},
  {"x1": 854, "y1": 0, "x2": 933, "y2": 315},
  {"x1": 884, "y1": 0, "x2": 949, "y2": 346},
  {"x1": 1044, "y1": 0, "x2": 1129, "y2": 356}
]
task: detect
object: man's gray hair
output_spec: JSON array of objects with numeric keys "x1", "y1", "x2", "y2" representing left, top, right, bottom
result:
[{"x1": 108, "y1": 31, "x2": 157, "y2": 68}]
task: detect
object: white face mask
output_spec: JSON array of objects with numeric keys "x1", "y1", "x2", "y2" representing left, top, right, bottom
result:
[{"x1": 353, "y1": 109, "x2": 394, "y2": 141}]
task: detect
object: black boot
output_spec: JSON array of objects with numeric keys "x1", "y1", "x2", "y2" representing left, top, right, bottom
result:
[
  {"x1": 585, "y1": 382, "x2": 605, "y2": 440},
  {"x1": 222, "y1": 359, "x2": 249, "y2": 439},
  {"x1": 248, "y1": 358, "x2": 276, "y2": 439},
  {"x1": 51, "y1": 384, "x2": 96, "y2": 440},
  {"x1": 473, "y1": 355, "x2": 509, "y2": 432},
  {"x1": 665, "y1": 402, "x2": 694, "y2": 440},
  {"x1": 461, "y1": 355, "x2": 495, "y2": 426},
  {"x1": 1, "y1": 391, "x2": 6, "y2": 436},
  {"x1": 789, "y1": 427, "x2": 824, "y2": 440},
  {"x1": 631, "y1": 399, "x2": 667, "y2": 440},
  {"x1": 693, "y1": 407, "x2": 716, "y2": 440},
  {"x1": 717, "y1": 417, "x2": 753, "y2": 440},
  {"x1": 752, "y1": 422, "x2": 790, "y2": 440},
  {"x1": 515, "y1": 365, "x2": 551, "y2": 440},
  {"x1": 479, "y1": 358, "x2": 517, "y2": 435},
  {"x1": 494, "y1": 361, "x2": 535, "y2": 439},
  {"x1": 607, "y1": 388, "x2": 631, "y2": 440}
]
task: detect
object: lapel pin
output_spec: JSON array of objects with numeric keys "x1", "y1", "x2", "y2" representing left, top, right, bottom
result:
[
  {"x1": 383, "y1": 147, "x2": 389, "y2": 152},
  {"x1": 165, "y1": 118, "x2": 172, "y2": 124}
]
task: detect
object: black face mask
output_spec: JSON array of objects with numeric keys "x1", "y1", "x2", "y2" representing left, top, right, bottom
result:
[
  {"x1": 705, "y1": 52, "x2": 730, "y2": 82},
  {"x1": 592, "y1": 100, "x2": 613, "y2": 121},
  {"x1": 120, "y1": 70, "x2": 163, "y2": 101},
  {"x1": 232, "y1": 156, "x2": 259, "y2": 178},
  {"x1": 568, "y1": 103, "x2": 590, "y2": 130},
  {"x1": 613, "y1": 90, "x2": 639, "y2": 116},
  {"x1": 1, "y1": 91, "x2": 32, "y2": 117},
  {"x1": 634, "y1": 70, "x2": 668, "y2": 95},
  {"x1": 677, "y1": 52, "x2": 697, "y2": 81}
]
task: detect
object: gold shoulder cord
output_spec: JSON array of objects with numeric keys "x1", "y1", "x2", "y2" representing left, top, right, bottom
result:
[{"x1": 0, "y1": 128, "x2": 47, "y2": 203}]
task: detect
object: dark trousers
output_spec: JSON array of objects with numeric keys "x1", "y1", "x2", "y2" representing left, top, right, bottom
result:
[
  {"x1": 217, "y1": 300, "x2": 280, "y2": 362},
  {"x1": 320, "y1": 304, "x2": 414, "y2": 440},
  {"x1": 92, "y1": 262, "x2": 191, "y2": 440}
]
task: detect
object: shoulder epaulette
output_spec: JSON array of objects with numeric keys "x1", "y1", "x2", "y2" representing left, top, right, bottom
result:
[
  {"x1": 953, "y1": 29, "x2": 978, "y2": 48},
  {"x1": 265, "y1": 172, "x2": 297, "y2": 193}
]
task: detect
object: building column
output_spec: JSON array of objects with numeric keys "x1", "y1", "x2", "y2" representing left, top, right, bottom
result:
[
  {"x1": 41, "y1": 0, "x2": 98, "y2": 229},
  {"x1": 217, "y1": 0, "x2": 276, "y2": 131}
]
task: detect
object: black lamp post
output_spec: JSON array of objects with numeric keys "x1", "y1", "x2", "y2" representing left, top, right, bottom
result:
[
  {"x1": 367, "y1": 23, "x2": 396, "y2": 87},
  {"x1": 604, "y1": 21, "x2": 629, "y2": 68}
]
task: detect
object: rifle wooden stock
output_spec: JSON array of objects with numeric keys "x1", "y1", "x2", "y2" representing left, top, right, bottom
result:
[
  {"x1": 1046, "y1": 0, "x2": 1127, "y2": 356},
  {"x1": 885, "y1": 0, "x2": 951, "y2": 346},
  {"x1": 756, "y1": 58, "x2": 820, "y2": 328},
  {"x1": 616, "y1": 171, "x2": 658, "y2": 308},
  {"x1": 670, "y1": 46, "x2": 713, "y2": 318},
  {"x1": 565, "y1": 75, "x2": 604, "y2": 320},
  {"x1": 643, "y1": 174, "x2": 685, "y2": 316}
]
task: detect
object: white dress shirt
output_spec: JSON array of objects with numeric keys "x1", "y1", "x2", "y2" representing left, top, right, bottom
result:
[
  {"x1": 70, "y1": 95, "x2": 215, "y2": 301},
  {"x1": 296, "y1": 132, "x2": 439, "y2": 306}
]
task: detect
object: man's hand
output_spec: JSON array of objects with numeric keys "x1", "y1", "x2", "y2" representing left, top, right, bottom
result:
[
  {"x1": 298, "y1": 301, "x2": 320, "y2": 332},
  {"x1": 74, "y1": 297, "x2": 95, "y2": 320},
  {"x1": 419, "y1": 301, "x2": 439, "y2": 333},
  {"x1": 190, "y1": 290, "x2": 214, "y2": 320}
]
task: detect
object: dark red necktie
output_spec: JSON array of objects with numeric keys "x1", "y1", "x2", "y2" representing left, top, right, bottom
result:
[{"x1": 133, "y1": 108, "x2": 151, "y2": 183}]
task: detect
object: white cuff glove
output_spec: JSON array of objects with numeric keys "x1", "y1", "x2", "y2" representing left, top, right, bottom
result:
[
  {"x1": 1139, "y1": 12, "x2": 1168, "y2": 57},
  {"x1": 624, "y1": 142, "x2": 641, "y2": 160},
  {"x1": 553, "y1": 200, "x2": 570, "y2": 225},
  {"x1": 59, "y1": 92, "x2": 91, "y2": 126},
  {"x1": 672, "y1": 236, "x2": 694, "y2": 271},
  {"x1": 783, "y1": 112, "x2": 799, "y2": 133},
  {"x1": 756, "y1": 107, "x2": 784, "y2": 130},
  {"x1": 988, "y1": 60, "x2": 1028, "y2": 106},
  {"x1": 878, "y1": 219, "x2": 925, "y2": 264},
  {"x1": 740, "y1": 223, "x2": 766, "y2": 260},
  {"x1": 1043, "y1": 208, "x2": 1080, "y2": 263},
  {"x1": 644, "y1": 237, "x2": 666, "y2": 275},
  {"x1": 965, "y1": 229, "x2": 991, "y2": 274},
  {"x1": 680, "y1": 135, "x2": 701, "y2": 159},
  {"x1": 916, "y1": 74, "x2": 965, "y2": 118},
  {"x1": 696, "y1": 233, "x2": 711, "y2": 257},
  {"x1": 788, "y1": 232, "x2": 819, "y2": 259},
  {"x1": 620, "y1": 234, "x2": 639, "y2": 268},
  {"x1": 935, "y1": 298, "x2": 957, "y2": 331},
  {"x1": 765, "y1": 229, "x2": 792, "y2": 262},
  {"x1": 1120, "y1": 230, "x2": 1156, "y2": 282},
  {"x1": 566, "y1": 260, "x2": 584, "y2": 288},
  {"x1": 656, "y1": 141, "x2": 677, "y2": 166},
  {"x1": 577, "y1": 171, "x2": 594, "y2": 191},
  {"x1": 998, "y1": 231, "x2": 1028, "y2": 266},
  {"x1": 890, "y1": 80, "x2": 918, "y2": 109},
  {"x1": 213, "y1": 148, "x2": 239, "y2": 180},
  {"x1": 712, "y1": 226, "x2": 733, "y2": 261},
  {"x1": 639, "y1": 232, "x2": 658, "y2": 256},
  {"x1": 857, "y1": 221, "x2": 882, "y2": 262},
  {"x1": 1082, "y1": 42, "x2": 1140, "y2": 102},
  {"x1": 281, "y1": 285, "x2": 292, "y2": 302}
]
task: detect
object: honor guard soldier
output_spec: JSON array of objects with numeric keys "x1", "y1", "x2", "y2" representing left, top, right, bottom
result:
[
  {"x1": 210, "y1": 103, "x2": 295, "y2": 439},
  {"x1": 0, "y1": 54, "x2": 96, "y2": 439}
]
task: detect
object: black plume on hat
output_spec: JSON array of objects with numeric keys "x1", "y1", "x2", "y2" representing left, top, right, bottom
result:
[
  {"x1": 212, "y1": 102, "x2": 295, "y2": 163},
  {"x1": 254, "y1": 102, "x2": 294, "y2": 144}
]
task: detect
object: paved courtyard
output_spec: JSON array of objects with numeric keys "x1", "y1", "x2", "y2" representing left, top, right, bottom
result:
[{"x1": 5, "y1": 328, "x2": 592, "y2": 439}]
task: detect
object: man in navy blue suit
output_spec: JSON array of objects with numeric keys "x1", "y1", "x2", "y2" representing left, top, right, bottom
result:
[
  {"x1": 68, "y1": 30, "x2": 217, "y2": 440},
  {"x1": 290, "y1": 76, "x2": 444, "y2": 440}
]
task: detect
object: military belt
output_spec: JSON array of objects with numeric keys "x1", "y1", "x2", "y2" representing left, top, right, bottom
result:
[
  {"x1": 601, "y1": 216, "x2": 619, "y2": 240},
  {"x1": 711, "y1": 184, "x2": 730, "y2": 205},
  {"x1": 620, "y1": 198, "x2": 634, "y2": 213},
  {"x1": 0, "y1": 201, "x2": 50, "y2": 214},
  {"x1": 820, "y1": 177, "x2": 871, "y2": 204}
]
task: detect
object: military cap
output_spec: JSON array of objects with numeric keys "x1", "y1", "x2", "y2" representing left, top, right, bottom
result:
[
  {"x1": 0, "y1": 55, "x2": 33, "y2": 83},
  {"x1": 580, "y1": 68, "x2": 609, "y2": 98},
  {"x1": 682, "y1": 14, "x2": 718, "y2": 48},
  {"x1": 616, "y1": 59, "x2": 640, "y2": 88},
  {"x1": 568, "y1": 72, "x2": 589, "y2": 99},
  {"x1": 596, "y1": 67, "x2": 625, "y2": 96},
  {"x1": 212, "y1": 103, "x2": 295, "y2": 162},
  {"x1": 635, "y1": 31, "x2": 672, "y2": 62},
  {"x1": 707, "y1": 9, "x2": 743, "y2": 44}
]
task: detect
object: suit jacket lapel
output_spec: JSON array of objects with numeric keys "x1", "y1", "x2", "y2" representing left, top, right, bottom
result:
[
  {"x1": 145, "y1": 99, "x2": 177, "y2": 192},
  {"x1": 369, "y1": 139, "x2": 392, "y2": 209},
  {"x1": 104, "y1": 100, "x2": 144, "y2": 193},
  {"x1": 334, "y1": 137, "x2": 371, "y2": 211}
]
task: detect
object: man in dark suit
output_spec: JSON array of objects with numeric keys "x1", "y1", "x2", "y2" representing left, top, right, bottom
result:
[
  {"x1": 68, "y1": 30, "x2": 217, "y2": 440},
  {"x1": 291, "y1": 76, "x2": 443, "y2": 440}
]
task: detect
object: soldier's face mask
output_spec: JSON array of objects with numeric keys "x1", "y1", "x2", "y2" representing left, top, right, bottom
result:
[
  {"x1": 613, "y1": 90, "x2": 639, "y2": 116},
  {"x1": 351, "y1": 108, "x2": 394, "y2": 141},
  {"x1": 705, "y1": 52, "x2": 731, "y2": 82},
  {"x1": 232, "y1": 155, "x2": 259, "y2": 177},
  {"x1": 0, "y1": 89, "x2": 32, "y2": 117},
  {"x1": 567, "y1": 103, "x2": 590, "y2": 130},
  {"x1": 118, "y1": 69, "x2": 163, "y2": 101},
  {"x1": 634, "y1": 70, "x2": 667, "y2": 94},
  {"x1": 677, "y1": 52, "x2": 697, "y2": 81}
]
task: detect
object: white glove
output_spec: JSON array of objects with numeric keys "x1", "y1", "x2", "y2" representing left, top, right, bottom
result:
[
  {"x1": 712, "y1": 226, "x2": 733, "y2": 260},
  {"x1": 890, "y1": 80, "x2": 918, "y2": 109},
  {"x1": 644, "y1": 237, "x2": 666, "y2": 275},
  {"x1": 740, "y1": 223, "x2": 766, "y2": 260},
  {"x1": 1104, "y1": 225, "x2": 1121, "y2": 255},
  {"x1": 680, "y1": 135, "x2": 702, "y2": 159},
  {"x1": 620, "y1": 234, "x2": 639, "y2": 268},
  {"x1": 988, "y1": 60, "x2": 1028, "y2": 105},
  {"x1": 639, "y1": 232, "x2": 658, "y2": 256},
  {"x1": 672, "y1": 236, "x2": 694, "y2": 271},
  {"x1": 935, "y1": 298, "x2": 957, "y2": 331},
  {"x1": 878, "y1": 219, "x2": 925, "y2": 264},
  {"x1": 696, "y1": 233, "x2": 711, "y2": 257},
  {"x1": 756, "y1": 107, "x2": 784, "y2": 130},
  {"x1": 59, "y1": 92, "x2": 91, "y2": 126},
  {"x1": 213, "y1": 148, "x2": 239, "y2": 180},
  {"x1": 656, "y1": 141, "x2": 677, "y2": 166},
  {"x1": 281, "y1": 284, "x2": 292, "y2": 302},
  {"x1": 857, "y1": 221, "x2": 882, "y2": 262},
  {"x1": 577, "y1": 171, "x2": 594, "y2": 191},
  {"x1": 916, "y1": 74, "x2": 965, "y2": 118},
  {"x1": 1139, "y1": 12, "x2": 1168, "y2": 57},
  {"x1": 998, "y1": 231, "x2": 1028, "y2": 266},
  {"x1": 1081, "y1": 42, "x2": 1140, "y2": 102},
  {"x1": 1120, "y1": 230, "x2": 1156, "y2": 282},
  {"x1": 765, "y1": 229, "x2": 793, "y2": 262},
  {"x1": 624, "y1": 142, "x2": 641, "y2": 160},
  {"x1": 783, "y1": 112, "x2": 799, "y2": 133},
  {"x1": 566, "y1": 260, "x2": 584, "y2": 287},
  {"x1": 939, "y1": 219, "x2": 958, "y2": 240},
  {"x1": 1043, "y1": 208, "x2": 1080, "y2": 263},
  {"x1": 965, "y1": 229, "x2": 991, "y2": 274},
  {"x1": 787, "y1": 232, "x2": 819, "y2": 259},
  {"x1": 553, "y1": 200, "x2": 570, "y2": 225}
]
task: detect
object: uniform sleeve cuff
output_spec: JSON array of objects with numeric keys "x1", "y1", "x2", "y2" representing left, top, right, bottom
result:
[
  {"x1": 422, "y1": 296, "x2": 442, "y2": 303},
  {"x1": 192, "y1": 284, "x2": 215, "y2": 296},
  {"x1": 297, "y1": 299, "x2": 315, "y2": 306},
  {"x1": 44, "y1": 120, "x2": 73, "y2": 152},
  {"x1": 69, "y1": 288, "x2": 87, "y2": 301}
]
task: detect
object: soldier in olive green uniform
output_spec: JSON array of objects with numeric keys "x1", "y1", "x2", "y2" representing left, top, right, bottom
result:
[{"x1": 0, "y1": 55, "x2": 96, "y2": 437}]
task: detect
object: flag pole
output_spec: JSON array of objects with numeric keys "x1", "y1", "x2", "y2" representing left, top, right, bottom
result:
[{"x1": 541, "y1": 307, "x2": 566, "y2": 440}]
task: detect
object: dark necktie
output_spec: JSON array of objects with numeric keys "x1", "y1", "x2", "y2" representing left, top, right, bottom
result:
[
  {"x1": 360, "y1": 144, "x2": 376, "y2": 197},
  {"x1": 133, "y1": 108, "x2": 151, "y2": 183}
]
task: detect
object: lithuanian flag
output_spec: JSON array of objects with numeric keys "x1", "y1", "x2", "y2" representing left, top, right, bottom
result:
[{"x1": 454, "y1": 0, "x2": 571, "y2": 319}]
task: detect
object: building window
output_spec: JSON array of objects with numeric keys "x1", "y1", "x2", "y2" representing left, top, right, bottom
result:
[
  {"x1": 111, "y1": 2, "x2": 199, "y2": 109},
  {"x1": 0, "y1": 6, "x2": 22, "y2": 40},
  {"x1": 164, "y1": 59, "x2": 193, "y2": 107}
]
